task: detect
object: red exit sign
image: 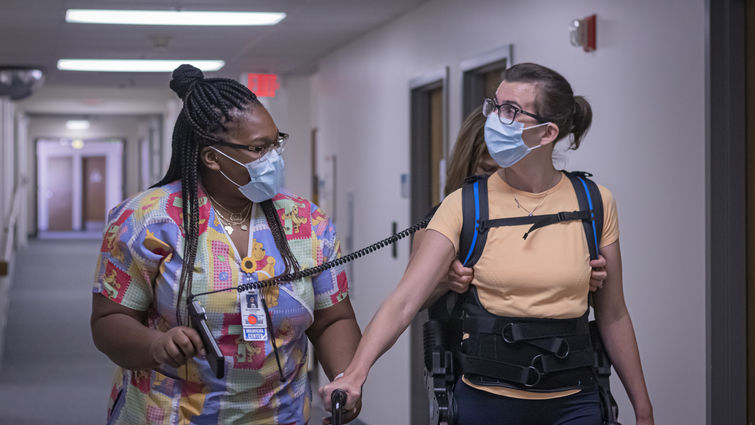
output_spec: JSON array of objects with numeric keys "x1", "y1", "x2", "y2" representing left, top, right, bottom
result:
[{"x1": 247, "y1": 73, "x2": 279, "y2": 97}]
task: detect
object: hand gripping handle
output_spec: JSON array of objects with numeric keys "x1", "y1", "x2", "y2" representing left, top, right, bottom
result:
[{"x1": 331, "y1": 389, "x2": 347, "y2": 425}]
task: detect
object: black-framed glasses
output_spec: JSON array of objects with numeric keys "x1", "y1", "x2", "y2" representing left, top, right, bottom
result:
[
  {"x1": 482, "y1": 98, "x2": 547, "y2": 125},
  {"x1": 213, "y1": 132, "x2": 289, "y2": 155}
]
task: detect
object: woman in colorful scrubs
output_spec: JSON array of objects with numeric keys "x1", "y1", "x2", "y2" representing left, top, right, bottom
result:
[{"x1": 91, "y1": 64, "x2": 361, "y2": 425}]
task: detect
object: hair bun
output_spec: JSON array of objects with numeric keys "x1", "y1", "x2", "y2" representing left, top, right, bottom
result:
[{"x1": 170, "y1": 64, "x2": 204, "y2": 99}]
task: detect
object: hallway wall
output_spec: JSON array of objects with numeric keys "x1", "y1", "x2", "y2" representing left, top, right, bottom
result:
[
  {"x1": 0, "y1": 98, "x2": 16, "y2": 232},
  {"x1": 304, "y1": 0, "x2": 706, "y2": 423},
  {"x1": 0, "y1": 97, "x2": 17, "y2": 366}
]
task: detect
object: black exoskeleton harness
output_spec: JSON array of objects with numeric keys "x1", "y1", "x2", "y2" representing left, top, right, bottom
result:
[{"x1": 423, "y1": 171, "x2": 620, "y2": 425}]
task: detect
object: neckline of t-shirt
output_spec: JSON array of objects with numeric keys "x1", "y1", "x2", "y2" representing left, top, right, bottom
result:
[{"x1": 491, "y1": 170, "x2": 566, "y2": 199}]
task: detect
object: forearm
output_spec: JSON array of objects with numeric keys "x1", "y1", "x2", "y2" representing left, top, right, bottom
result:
[
  {"x1": 420, "y1": 283, "x2": 449, "y2": 311},
  {"x1": 598, "y1": 311, "x2": 653, "y2": 420},
  {"x1": 312, "y1": 317, "x2": 362, "y2": 380},
  {"x1": 92, "y1": 313, "x2": 161, "y2": 370},
  {"x1": 341, "y1": 230, "x2": 454, "y2": 385},
  {"x1": 344, "y1": 288, "x2": 421, "y2": 383}
]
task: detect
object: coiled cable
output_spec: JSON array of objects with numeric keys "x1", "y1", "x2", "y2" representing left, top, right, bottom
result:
[{"x1": 189, "y1": 216, "x2": 431, "y2": 300}]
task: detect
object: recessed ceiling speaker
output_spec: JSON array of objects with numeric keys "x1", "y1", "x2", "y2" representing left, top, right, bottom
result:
[{"x1": 0, "y1": 66, "x2": 45, "y2": 100}]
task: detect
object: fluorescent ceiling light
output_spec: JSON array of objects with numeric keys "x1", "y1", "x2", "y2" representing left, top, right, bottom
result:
[
  {"x1": 65, "y1": 9, "x2": 286, "y2": 26},
  {"x1": 66, "y1": 120, "x2": 90, "y2": 130},
  {"x1": 57, "y1": 59, "x2": 225, "y2": 72}
]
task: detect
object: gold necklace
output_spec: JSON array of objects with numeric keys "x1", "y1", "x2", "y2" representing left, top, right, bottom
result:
[
  {"x1": 208, "y1": 193, "x2": 252, "y2": 222},
  {"x1": 207, "y1": 193, "x2": 252, "y2": 235},
  {"x1": 504, "y1": 169, "x2": 559, "y2": 217},
  {"x1": 513, "y1": 194, "x2": 547, "y2": 217},
  {"x1": 215, "y1": 207, "x2": 251, "y2": 235}
]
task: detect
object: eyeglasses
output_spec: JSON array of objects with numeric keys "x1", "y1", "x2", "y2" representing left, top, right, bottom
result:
[
  {"x1": 213, "y1": 132, "x2": 289, "y2": 156},
  {"x1": 482, "y1": 98, "x2": 547, "y2": 125}
]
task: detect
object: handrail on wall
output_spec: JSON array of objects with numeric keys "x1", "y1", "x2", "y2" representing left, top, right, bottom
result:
[{"x1": 0, "y1": 177, "x2": 28, "y2": 277}]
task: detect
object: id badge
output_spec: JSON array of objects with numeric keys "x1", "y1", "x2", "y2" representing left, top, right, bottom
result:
[{"x1": 239, "y1": 289, "x2": 268, "y2": 341}]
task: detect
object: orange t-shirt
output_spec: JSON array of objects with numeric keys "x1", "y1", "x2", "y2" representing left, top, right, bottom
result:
[{"x1": 427, "y1": 171, "x2": 619, "y2": 399}]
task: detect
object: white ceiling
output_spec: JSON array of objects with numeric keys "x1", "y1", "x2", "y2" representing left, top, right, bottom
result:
[{"x1": 0, "y1": 0, "x2": 427, "y2": 88}]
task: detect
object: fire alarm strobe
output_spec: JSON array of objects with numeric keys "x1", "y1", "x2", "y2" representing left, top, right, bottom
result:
[{"x1": 569, "y1": 14, "x2": 597, "y2": 52}]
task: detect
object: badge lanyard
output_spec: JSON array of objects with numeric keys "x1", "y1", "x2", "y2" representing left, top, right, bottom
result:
[
  {"x1": 236, "y1": 204, "x2": 285, "y2": 377},
  {"x1": 238, "y1": 204, "x2": 269, "y2": 342}
]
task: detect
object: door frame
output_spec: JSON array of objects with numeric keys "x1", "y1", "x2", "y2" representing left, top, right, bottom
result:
[
  {"x1": 409, "y1": 67, "x2": 450, "y2": 223},
  {"x1": 707, "y1": 0, "x2": 747, "y2": 423},
  {"x1": 408, "y1": 66, "x2": 449, "y2": 425},
  {"x1": 460, "y1": 44, "x2": 513, "y2": 118}
]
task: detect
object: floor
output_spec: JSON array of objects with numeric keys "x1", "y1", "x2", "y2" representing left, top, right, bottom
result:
[
  {"x1": 0, "y1": 239, "x2": 355, "y2": 424},
  {"x1": 0, "y1": 239, "x2": 112, "y2": 425}
]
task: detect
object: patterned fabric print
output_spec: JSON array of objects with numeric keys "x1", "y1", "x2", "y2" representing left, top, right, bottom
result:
[
  {"x1": 93, "y1": 181, "x2": 348, "y2": 425},
  {"x1": 211, "y1": 240, "x2": 233, "y2": 292},
  {"x1": 309, "y1": 207, "x2": 349, "y2": 309}
]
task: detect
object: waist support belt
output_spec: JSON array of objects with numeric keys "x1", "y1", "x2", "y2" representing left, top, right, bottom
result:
[{"x1": 459, "y1": 288, "x2": 596, "y2": 392}]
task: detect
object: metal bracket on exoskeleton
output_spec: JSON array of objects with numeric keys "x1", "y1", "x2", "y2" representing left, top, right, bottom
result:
[{"x1": 424, "y1": 319, "x2": 457, "y2": 425}]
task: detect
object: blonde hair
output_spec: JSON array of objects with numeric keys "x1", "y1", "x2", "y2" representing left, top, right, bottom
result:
[{"x1": 445, "y1": 106, "x2": 488, "y2": 196}]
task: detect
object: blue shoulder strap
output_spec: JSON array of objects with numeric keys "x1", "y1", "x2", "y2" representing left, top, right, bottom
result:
[
  {"x1": 564, "y1": 171, "x2": 604, "y2": 260},
  {"x1": 459, "y1": 175, "x2": 489, "y2": 267}
]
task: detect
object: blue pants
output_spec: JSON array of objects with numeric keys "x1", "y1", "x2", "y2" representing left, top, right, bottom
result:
[{"x1": 454, "y1": 379, "x2": 602, "y2": 425}]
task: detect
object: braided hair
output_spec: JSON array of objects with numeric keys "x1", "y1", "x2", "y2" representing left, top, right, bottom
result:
[{"x1": 154, "y1": 64, "x2": 300, "y2": 325}]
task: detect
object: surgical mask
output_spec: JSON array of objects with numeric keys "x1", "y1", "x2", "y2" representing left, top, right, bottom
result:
[
  {"x1": 484, "y1": 114, "x2": 551, "y2": 168},
  {"x1": 211, "y1": 147, "x2": 284, "y2": 202}
]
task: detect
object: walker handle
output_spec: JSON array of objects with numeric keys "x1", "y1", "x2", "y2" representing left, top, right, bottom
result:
[{"x1": 331, "y1": 389, "x2": 347, "y2": 425}]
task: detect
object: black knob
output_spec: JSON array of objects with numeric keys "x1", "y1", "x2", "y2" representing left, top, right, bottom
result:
[{"x1": 331, "y1": 389, "x2": 347, "y2": 425}]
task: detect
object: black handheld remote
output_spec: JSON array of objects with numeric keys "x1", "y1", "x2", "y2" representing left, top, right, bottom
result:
[{"x1": 188, "y1": 300, "x2": 225, "y2": 379}]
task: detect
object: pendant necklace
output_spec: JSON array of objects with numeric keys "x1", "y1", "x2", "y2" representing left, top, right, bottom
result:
[
  {"x1": 504, "y1": 168, "x2": 557, "y2": 217},
  {"x1": 513, "y1": 194, "x2": 547, "y2": 217},
  {"x1": 208, "y1": 193, "x2": 252, "y2": 235}
]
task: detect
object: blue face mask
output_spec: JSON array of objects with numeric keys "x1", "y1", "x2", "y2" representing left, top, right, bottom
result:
[
  {"x1": 484, "y1": 114, "x2": 550, "y2": 168},
  {"x1": 211, "y1": 147, "x2": 284, "y2": 202}
]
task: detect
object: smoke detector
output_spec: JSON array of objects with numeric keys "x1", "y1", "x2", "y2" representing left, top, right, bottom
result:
[{"x1": 0, "y1": 66, "x2": 45, "y2": 100}]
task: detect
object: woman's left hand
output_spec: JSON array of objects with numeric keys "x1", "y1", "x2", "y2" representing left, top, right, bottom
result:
[
  {"x1": 589, "y1": 254, "x2": 608, "y2": 292},
  {"x1": 319, "y1": 373, "x2": 364, "y2": 424},
  {"x1": 636, "y1": 417, "x2": 655, "y2": 425}
]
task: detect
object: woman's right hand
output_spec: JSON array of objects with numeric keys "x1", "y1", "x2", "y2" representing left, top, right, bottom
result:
[
  {"x1": 319, "y1": 372, "x2": 364, "y2": 423},
  {"x1": 446, "y1": 259, "x2": 474, "y2": 293},
  {"x1": 148, "y1": 327, "x2": 206, "y2": 368}
]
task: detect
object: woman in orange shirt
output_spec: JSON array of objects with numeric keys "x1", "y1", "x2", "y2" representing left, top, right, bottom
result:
[{"x1": 322, "y1": 63, "x2": 653, "y2": 425}]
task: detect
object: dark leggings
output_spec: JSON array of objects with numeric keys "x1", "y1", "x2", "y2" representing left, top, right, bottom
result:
[{"x1": 454, "y1": 379, "x2": 602, "y2": 425}]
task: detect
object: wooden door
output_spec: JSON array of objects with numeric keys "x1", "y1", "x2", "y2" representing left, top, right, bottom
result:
[
  {"x1": 409, "y1": 80, "x2": 446, "y2": 425},
  {"x1": 483, "y1": 67, "x2": 505, "y2": 98},
  {"x1": 82, "y1": 155, "x2": 106, "y2": 230},
  {"x1": 429, "y1": 87, "x2": 444, "y2": 205},
  {"x1": 46, "y1": 156, "x2": 73, "y2": 231}
]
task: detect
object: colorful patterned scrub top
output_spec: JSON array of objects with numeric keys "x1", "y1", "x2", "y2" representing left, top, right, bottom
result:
[{"x1": 93, "y1": 181, "x2": 349, "y2": 425}]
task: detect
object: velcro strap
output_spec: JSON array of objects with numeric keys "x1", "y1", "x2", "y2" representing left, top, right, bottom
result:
[
  {"x1": 503, "y1": 320, "x2": 586, "y2": 341},
  {"x1": 460, "y1": 353, "x2": 541, "y2": 387},
  {"x1": 532, "y1": 349, "x2": 595, "y2": 374},
  {"x1": 464, "y1": 315, "x2": 587, "y2": 341},
  {"x1": 526, "y1": 337, "x2": 570, "y2": 357}
]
